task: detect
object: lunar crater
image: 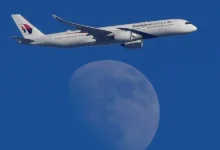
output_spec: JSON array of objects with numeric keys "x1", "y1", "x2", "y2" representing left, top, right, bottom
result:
[{"x1": 69, "y1": 60, "x2": 160, "y2": 150}]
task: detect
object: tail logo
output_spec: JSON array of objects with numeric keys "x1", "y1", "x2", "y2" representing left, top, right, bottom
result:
[{"x1": 20, "y1": 24, "x2": 32, "y2": 34}]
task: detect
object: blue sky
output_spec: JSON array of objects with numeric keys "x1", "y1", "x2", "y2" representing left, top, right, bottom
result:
[{"x1": 1, "y1": 0, "x2": 219, "y2": 150}]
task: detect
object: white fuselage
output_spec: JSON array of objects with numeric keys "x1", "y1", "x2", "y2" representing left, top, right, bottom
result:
[{"x1": 27, "y1": 19, "x2": 197, "y2": 48}]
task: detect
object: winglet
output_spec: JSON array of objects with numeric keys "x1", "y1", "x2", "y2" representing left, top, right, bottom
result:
[
  {"x1": 52, "y1": 14, "x2": 60, "y2": 20},
  {"x1": 52, "y1": 14, "x2": 66, "y2": 23}
]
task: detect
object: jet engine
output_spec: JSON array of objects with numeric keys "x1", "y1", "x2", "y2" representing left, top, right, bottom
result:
[
  {"x1": 114, "y1": 31, "x2": 132, "y2": 42},
  {"x1": 121, "y1": 40, "x2": 143, "y2": 49}
]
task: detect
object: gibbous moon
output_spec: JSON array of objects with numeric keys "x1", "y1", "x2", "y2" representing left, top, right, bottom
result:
[{"x1": 69, "y1": 60, "x2": 160, "y2": 150}]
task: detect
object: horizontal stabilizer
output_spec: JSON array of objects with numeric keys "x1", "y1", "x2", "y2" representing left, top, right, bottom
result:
[{"x1": 10, "y1": 36, "x2": 35, "y2": 44}]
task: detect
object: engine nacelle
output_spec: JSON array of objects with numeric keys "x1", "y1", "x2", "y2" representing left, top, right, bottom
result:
[
  {"x1": 114, "y1": 31, "x2": 132, "y2": 42},
  {"x1": 121, "y1": 40, "x2": 143, "y2": 49}
]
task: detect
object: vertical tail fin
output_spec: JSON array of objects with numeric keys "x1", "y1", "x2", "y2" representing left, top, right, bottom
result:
[{"x1": 11, "y1": 14, "x2": 44, "y2": 40}]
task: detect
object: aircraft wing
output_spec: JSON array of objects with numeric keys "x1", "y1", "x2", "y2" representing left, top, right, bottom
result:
[
  {"x1": 117, "y1": 28, "x2": 157, "y2": 39},
  {"x1": 52, "y1": 15, "x2": 112, "y2": 35}
]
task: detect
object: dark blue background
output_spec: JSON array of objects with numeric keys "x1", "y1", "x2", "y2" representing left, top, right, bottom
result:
[{"x1": 1, "y1": 0, "x2": 219, "y2": 149}]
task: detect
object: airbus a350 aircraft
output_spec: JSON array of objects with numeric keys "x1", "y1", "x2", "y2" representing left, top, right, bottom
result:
[{"x1": 11, "y1": 14, "x2": 197, "y2": 49}]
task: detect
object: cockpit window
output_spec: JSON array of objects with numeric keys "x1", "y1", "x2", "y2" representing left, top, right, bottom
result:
[{"x1": 185, "y1": 22, "x2": 191, "y2": 24}]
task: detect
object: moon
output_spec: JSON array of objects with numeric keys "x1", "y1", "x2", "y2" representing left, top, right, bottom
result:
[{"x1": 69, "y1": 60, "x2": 160, "y2": 150}]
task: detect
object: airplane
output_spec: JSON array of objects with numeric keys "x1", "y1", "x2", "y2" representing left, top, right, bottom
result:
[{"x1": 10, "y1": 14, "x2": 197, "y2": 49}]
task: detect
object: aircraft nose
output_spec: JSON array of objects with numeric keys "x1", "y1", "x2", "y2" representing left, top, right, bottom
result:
[{"x1": 191, "y1": 25, "x2": 197, "y2": 31}]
